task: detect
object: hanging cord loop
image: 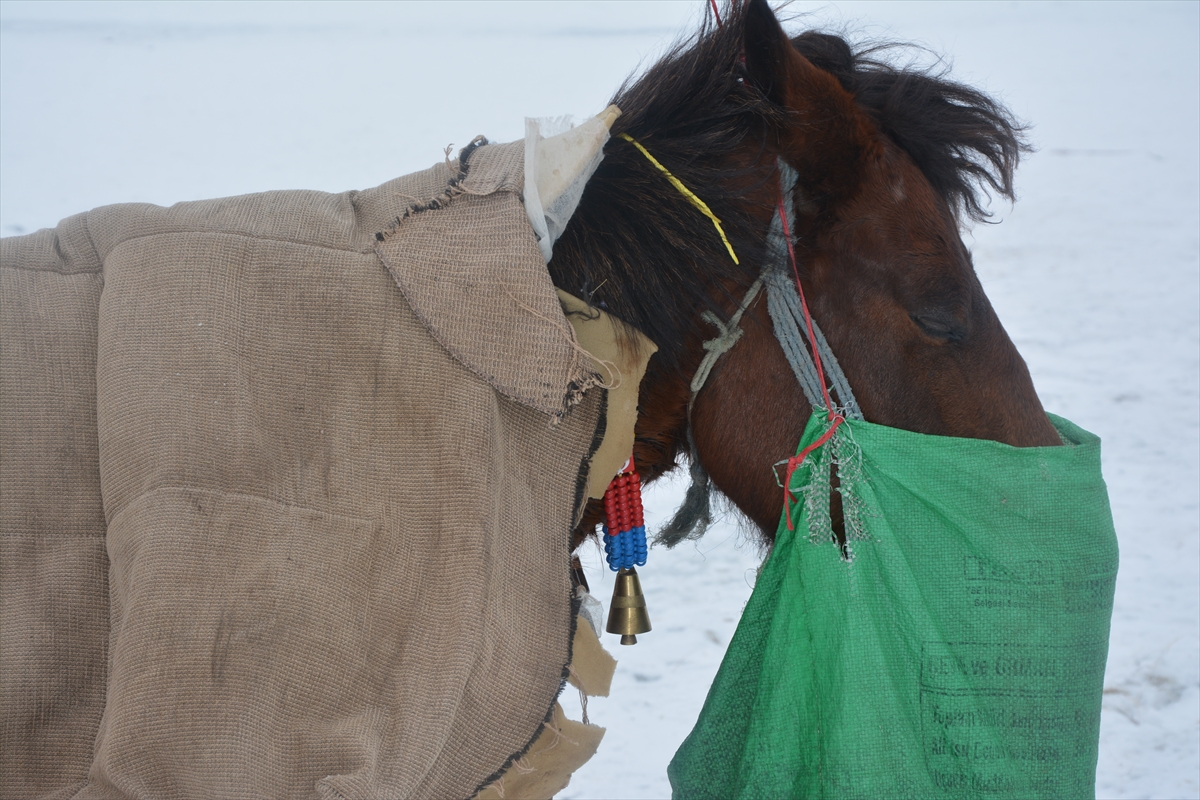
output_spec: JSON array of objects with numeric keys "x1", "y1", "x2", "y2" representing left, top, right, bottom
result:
[
  {"x1": 689, "y1": 277, "x2": 763, "y2": 398},
  {"x1": 656, "y1": 275, "x2": 764, "y2": 548}
]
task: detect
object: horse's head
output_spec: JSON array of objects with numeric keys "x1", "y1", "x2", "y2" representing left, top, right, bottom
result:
[
  {"x1": 688, "y1": 1, "x2": 1061, "y2": 539},
  {"x1": 555, "y1": 0, "x2": 1059, "y2": 548}
]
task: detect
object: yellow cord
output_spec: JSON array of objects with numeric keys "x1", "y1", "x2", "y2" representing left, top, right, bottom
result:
[{"x1": 618, "y1": 132, "x2": 739, "y2": 265}]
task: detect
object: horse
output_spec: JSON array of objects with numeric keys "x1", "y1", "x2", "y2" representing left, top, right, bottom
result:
[
  {"x1": 552, "y1": 0, "x2": 1060, "y2": 560},
  {"x1": 550, "y1": 8, "x2": 1118, "y2": 798},
  {"x1": 0, "y1": 1, "x2": 1065, "y2": 797}
]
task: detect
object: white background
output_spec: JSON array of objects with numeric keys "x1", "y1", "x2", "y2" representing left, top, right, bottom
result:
[{"x1": 2, "y1": 2, "x2": 1196, "y2": 798}]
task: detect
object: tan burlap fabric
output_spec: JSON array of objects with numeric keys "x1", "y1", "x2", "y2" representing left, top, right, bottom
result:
[
  {"x1": 1, "y1": 140, "x2": 614, "y2": 799},
  {"x1": 475, "y1": 613, "x2": 617, "y2": 800}
]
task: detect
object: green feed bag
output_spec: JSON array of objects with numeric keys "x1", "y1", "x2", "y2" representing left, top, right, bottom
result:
[{"x1": 669, "y1": 413, "x2": 1118, "y2": 799}]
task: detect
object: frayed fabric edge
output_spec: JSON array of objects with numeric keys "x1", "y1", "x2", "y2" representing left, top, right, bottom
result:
[
  {"x1": 372, "y1": 135, "x2": 601, "y2": 423},
  {"x1": 375, "y1": 136, "x2": 490, "y2": 245}
]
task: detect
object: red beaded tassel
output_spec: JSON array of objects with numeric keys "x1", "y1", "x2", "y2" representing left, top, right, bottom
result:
[{"x1": 602, "y1": 458, "x2": 647, "y2": 571}]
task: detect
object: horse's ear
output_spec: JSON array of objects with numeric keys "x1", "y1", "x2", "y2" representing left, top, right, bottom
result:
[
  {"x1": 740, "y1": 0, "x2": 793, "y2": 105},
  {"x1": 743, "y1": 7, "x2": 878, "y2": 207}
]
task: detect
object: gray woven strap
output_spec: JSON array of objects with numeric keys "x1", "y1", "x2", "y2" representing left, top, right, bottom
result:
[
  {"x1": 764, "y1": 161, "x2": 864, "y2": 420},
  {"x1": 657, "y1": 161, "x2": 863, "y2": 548}
]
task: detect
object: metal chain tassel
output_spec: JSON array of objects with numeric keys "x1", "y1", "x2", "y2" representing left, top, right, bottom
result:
[{"x1": 602, "y1": 458, "x2": 651, "y2": 644}]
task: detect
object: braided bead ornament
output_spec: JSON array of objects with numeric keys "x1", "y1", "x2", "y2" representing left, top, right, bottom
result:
[{"x1": 602, "y1": 459, "x2": 648, "y2": 571}]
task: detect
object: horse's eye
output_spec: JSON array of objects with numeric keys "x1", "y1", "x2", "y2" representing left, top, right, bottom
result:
[{"x1": 911, "y1": 313, "x2": 965, "y2": 343}]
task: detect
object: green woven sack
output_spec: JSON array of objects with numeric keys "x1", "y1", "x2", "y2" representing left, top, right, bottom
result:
[{"x1": 669, "y1": 412, "x2": 1118, "y2": 799}]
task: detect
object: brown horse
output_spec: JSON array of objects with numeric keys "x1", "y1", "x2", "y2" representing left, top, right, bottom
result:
[{"x1": 551, "y1": 0, "x2": 1060, "y2": 553}]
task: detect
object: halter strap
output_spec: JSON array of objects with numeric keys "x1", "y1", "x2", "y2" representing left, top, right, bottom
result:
[
  {"x1": 657, "y1": 159, "x2": 863, "y2": 546},
  {"x1": 680, "y1": 161, "x2": 863, "y2": 415},
  {"x1": 766, "y1": 161, "x2": 863, "y2": 420}
]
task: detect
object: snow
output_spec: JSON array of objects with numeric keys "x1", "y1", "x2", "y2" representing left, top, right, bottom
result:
[{"x1": 2, "y1": 2, "x2": 1196, "y2": 798}]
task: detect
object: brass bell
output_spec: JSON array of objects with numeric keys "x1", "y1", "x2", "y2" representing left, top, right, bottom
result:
[{"x1": 606, "y1": 567, "x2": 651, "y2": 645}]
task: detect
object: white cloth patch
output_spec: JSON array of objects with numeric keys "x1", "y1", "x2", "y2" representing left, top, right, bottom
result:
[{"x1": 523, "y1": 106, "x2": 620, "y2": 262}]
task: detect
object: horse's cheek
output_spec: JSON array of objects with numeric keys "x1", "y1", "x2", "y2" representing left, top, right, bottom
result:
[{"x1": 691, "y1": 305, "x2": 806, "y2": 537}]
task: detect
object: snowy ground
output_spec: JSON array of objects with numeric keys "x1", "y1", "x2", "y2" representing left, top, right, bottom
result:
[{"x1": 2, "y1": 2, "x2": 1196, "y2": 798}]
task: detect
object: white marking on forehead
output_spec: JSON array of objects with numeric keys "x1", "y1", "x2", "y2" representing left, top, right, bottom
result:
[{"x1": 891, "y1": 174, "x2": 906, "y2": 203}]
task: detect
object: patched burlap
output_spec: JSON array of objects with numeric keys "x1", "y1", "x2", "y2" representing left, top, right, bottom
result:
[
  {"x1": 476, "y1": 616, "x2": 617, "y2": 800},
  {"x1": 1, "y1": 141, "x2": 612, "y2": 799}
]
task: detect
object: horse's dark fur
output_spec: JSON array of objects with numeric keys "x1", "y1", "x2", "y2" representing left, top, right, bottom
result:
[{"x1": 790, "y1": 31, "x2": 1031, "y2": 222}]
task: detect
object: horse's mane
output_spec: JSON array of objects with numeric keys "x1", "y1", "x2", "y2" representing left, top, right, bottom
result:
[
  {"x1": 548, "y1": 3, "x2": 781, "y2": 374},
  {"x1": 791, "y1": 31, "x2": 1031, "y2": 223}
]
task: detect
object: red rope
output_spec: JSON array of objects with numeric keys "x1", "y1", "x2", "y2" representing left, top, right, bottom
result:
[
  {"x1": 776, "y1": 190, "x2": 845, "y2": 530},
  {"x1": 776, "y1": 194, "x2": 836, "y2": 418},
  {"x1": 709, "y1": 0, "x2": 722, "y2": 27}
]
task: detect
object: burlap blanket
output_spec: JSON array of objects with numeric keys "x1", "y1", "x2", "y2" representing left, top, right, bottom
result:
[{"x1": 1, "y1": 140, "x2": 618, "y2": 799}]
